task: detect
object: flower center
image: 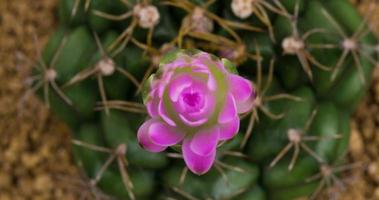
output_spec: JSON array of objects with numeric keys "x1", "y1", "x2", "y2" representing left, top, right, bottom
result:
[{"x1": 183, "y1": 92, "x2": 202, "y2": 107}]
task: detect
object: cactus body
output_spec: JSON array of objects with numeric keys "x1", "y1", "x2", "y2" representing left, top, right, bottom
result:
[{"x1": 34, "y1": 0, "x2": 378, "y2": 199}]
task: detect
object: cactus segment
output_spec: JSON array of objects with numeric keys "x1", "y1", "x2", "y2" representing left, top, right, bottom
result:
[{"x1": 32, "y1": 0, "x2": 378, "y2": 199}]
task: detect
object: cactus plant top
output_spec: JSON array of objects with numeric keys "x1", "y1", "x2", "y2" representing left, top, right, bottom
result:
[{"x1": 31, "y1": 0, "x2": 379, "y2": 199}]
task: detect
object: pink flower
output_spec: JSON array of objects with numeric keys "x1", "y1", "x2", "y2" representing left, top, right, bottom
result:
[{"x1": 137, "y1": 49, "x2": 255, "y2": 175}]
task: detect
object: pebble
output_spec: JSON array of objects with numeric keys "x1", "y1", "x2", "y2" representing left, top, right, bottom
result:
[{"x1": 368, "y1": 162, "x2": 379, "y2": 184}]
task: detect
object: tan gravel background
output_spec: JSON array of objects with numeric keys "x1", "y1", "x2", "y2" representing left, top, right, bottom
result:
[
  {"x1": 0, "y1": 0, "x2": 378, "y2": 199},
  {"x1": 0, "y1": 0, "x2": 80, "y2": 199}
]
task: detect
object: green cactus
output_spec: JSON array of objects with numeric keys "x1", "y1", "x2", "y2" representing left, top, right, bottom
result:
[{"x1": 31, "y1": 0, "x2": 378, "y2": 199}]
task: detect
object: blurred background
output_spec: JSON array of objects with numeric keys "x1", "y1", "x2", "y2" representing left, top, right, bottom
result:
[{"x1": 0, "y1": 0, "x2": 379, "y2": 199}]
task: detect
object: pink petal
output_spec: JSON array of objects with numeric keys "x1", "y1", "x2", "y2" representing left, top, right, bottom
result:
[
  {"x1": 190, "y1": 60, "x2": 209, "y2": 71},
  {"x1": 191, "y1": 52, "x2": 211, "y2": 67},
  {"x1": 168, "y1": 75, "x2": 193, "y2": 102},
  {"x1": 165, "y1": 59, "x2": 188, "y2": 70},
  {"x1": 207, "y1": 73, "x2": 217, "y2": 91},
  {"x1": 218, "y1": 94, "x2": 237, "y2": 124},
  {"x1": 190, "y1": 127, "x2": 219, "y2": 156},
  {"x1": 149, "y1": 122, "x2": 184, "y2": 146},
  {"x1": 157, "y1": 71, "x2": 175, "y2": 97},
  {"x1": 173, "y1": 98, "x2": 186, "y2": 114},
  {"x1": 182, "y1": 138, "x2": 216, "y2": 175},
  {"x1": 196, "y1": 70, "x2": 216, "y2": 91},
  {"x1": 187, "y1": 93, "x2": 214, "y2": 118},
  {"x1": 215, "y1": 60, "x2": 228, "y2": 71},
  {"x1": 219, "y1": 116, "x2": 240, "y2": 141},
  {"x1": 172, "y1": 80, "x2": 214, "y2": 118},
  {"x1": 191, "y1": 55, "x2": 218, "y2": 91},
  {"x1": 146, "y1": 91, "x2": 160, "y2": 118},
  {"x1": 137, "y1": 119, "x2": 167, "y2": 152},
  {"x1": 228, "y1": 74, "x2": 253, "y2": 103},
  {"x1": 158, "y1": 100, "x2": 176, "y2": 127},
  {"x1": 173, "y1": 92, "x2": 214, "y2": 127},
  {"x1": 237, "y1": 98, "x2": 254, "y2": 114},
  {"x1": 191, "y1": 67, "x2": 216, "y2": 91},
  {"x1": 195, "y1": 52, "x2": 212, "y2": 60},
  {"x1": 179, "y1": 114, "x2": 208, "y2": 127},
  {"x1": 150, "y1": 79, "x2": 164, "y2": 98}
]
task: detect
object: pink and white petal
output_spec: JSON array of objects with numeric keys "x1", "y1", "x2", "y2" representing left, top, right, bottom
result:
[
  {"x1": 158, "y1": 71, "x2": 176, "y2": 96},
  {"x1": 137, "y1": 119, "x2": 167, "y2": 152},
  {"x1": 187, "y1": 93, "x2": 215, "y2": 119},
  {"x1": 182, "y1": 138, "x2": 216, "y2": 175},
  {"x1": 215, "y1": 60, "x2": 227, "y2": 72},
  {"x1": 165, "y1": 59, "x2": 188, "y2": 70},
  {"x1": 156, "y1": 80, "x2": 167, "y2": 98},
  {"x1": 237, "y1": 98, "x2": 255, "y2": 114},
  {"x1": 179, "y1": 114, "x2": 208, "y2": 127},
  {"x1": 188, "y1": 68, "x2": 217, "y2": 91},
  {"x1": 218, "y1": 94, "x2": 237, "y2": 124},
  {"x1": 188, "y1": 79, "x2": 211, "y2": 98},
  {"x1": 175, "y1": 80, "x2": 212, "y2": 117},
  {"x1": 146, "y1": 95, "x2": 160, "y2": 117},
  {"x1": 207, "y1": 73, "x2": 217, "y2": 91},
  {"x1": 158, "y1": 100, "x2": 176, "y2": 127},
  {"x1": 191, "y1": 60, "x2": 209, "y2": 71},
  {"x1": 190, "y1": 55, "x2": 217, "y2": 92},
  {"x1": 149, "y1": 122, "x2": 184, "y2": 146},
  {"x1": 150, "y1": 80, "x2": 165, "y2": 99},
  {"x1": 228, "y1": 74, "x2": 253, "y2": 103},
  {"x1": 190, "y1": 127, "x2": 219, "y2": 156},
  {"x1": 193, "y1": 52, "x2": 211, "y2": 63},
  {"x1": 219, "y1": 116, "x2": 240, "y2": 141},
  {"x1": 191, "y1": 69, "x2": 217, "y2": 92},
  {"x1": 168, "y1": 75, "x2": 193, "y2": 102},
  {"x1": 196, "y1": 52, "x2": 227, "y2": 72},
  {"x1": 172, "y1": 99, "x2": 186, "y2": 113}
]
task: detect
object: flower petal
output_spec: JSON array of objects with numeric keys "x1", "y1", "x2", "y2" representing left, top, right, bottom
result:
[
  {"x1": 146, "y1": 91, "x2": 160, "y2": 118},
  {"x1": 191, "y1": 55, "x2": 218, "y2": 91},
  {"x1": 187, "y1": 93, "x2": 214, "y2": 118},
  {"x1": 190, "y1": 127, "x2": 219, "y2": 156},
  {"x1": 137, "y1": 119, "x2": 167, "y2": 152},
  {"x1": 207, "y1": 73, "x2": 217, "y2": 91},
  {"x1": 179, "y1": 114, "x2": 208, "y2": 127},
  {"x1": 218, "y1": 94, "x2": 237, "y2": 124},
  {"x1": 158, "y1": 100, "x2": 176, "y2": 126},
  {"x1": 172, "y1": 79, "x2": 214, "y2": 119},
  {"x1": 219, "y1": 116, "x2": 240, "y2": 141},
  {"x1": 228, "y1": 74, "x2": 253, "y2": 103},
  {"x1": 182, "y1": 138, "x2": 216, "y2": 175},
  {"x1": 168, "y1": 75, "x2": 193, "y2": 102},
  {"x1": 164, "y1": 58, "x2": 188, "y2": 70},
  {"x1": 237, "y1": 98, "x2": 254, "y2": 114},
  {"x1": 149, "y1": 122, "x2": 184, "y2": 146}
]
